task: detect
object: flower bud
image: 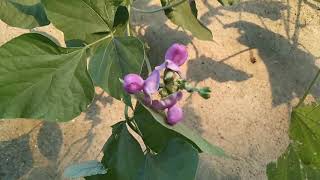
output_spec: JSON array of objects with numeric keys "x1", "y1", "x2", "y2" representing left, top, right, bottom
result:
[
  {"x1": 123, "y1": 74, "x2": 144, "y2": 94},
  {"x1": 143, "y1": 70, "x2": 160, "y2": 95},
  {"x1": 166, "y1": 105, "x2": 184, "y2": 125},
  {"x1": 198, "y1": 87, "x2": 211, "y2": 99}
]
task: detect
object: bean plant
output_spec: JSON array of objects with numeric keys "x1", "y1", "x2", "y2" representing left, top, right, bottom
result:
[{"x1": 0, "y1": 0, "x2": 320, "y2": 180}]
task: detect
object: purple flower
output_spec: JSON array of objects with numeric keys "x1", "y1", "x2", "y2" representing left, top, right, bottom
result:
[
  {"x1": 123, "y1": 74, "x2": 144, "y2": 94},
  {"x1": 143, "y1": 70, "x2": 160, "y2": 95},
  {"x1": 156, "y1": 44, "x2": 188, "y2": 72},
  {"x1": 151, "y1": 91, "x2": 183, "y2": 110},
  {"x1": 166, "y1": 105, "x2": 184, "y2": 125}
]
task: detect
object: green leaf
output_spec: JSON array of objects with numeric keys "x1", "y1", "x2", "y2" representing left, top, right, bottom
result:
[
  {"x1": 134, "y1": 103, "x2": 226, "y2": 157},
  {"x1": 0, "y1": 0, "x2": 49, "y2": 29},
  {"x1": 88, "y1": 36, "x2": 145, "y2": 101},
  {"x1": 0, "y1": 33, "x2": 94, "y2": 121},
  {"x1": 42, "y1": 0, "x2": 129, "y2": 43},
  {"x1": 267, "y1": 103, "x2": 320, "y2": 179},
  {"x1": 64, "y1": 160, "x2": 107, "y2": 178},
  {"x1": 101, "y1": 121, "x2": 144, "y2": 180},
  {"x1": 160, "y1": 0, "x2": 212, "y2": 41},
  {"x1": 217, "y1": 0, "x2": 240, "y2": 6},
  {"x1": 139, "y1": 139, "x2": 199, "y2": 180}
]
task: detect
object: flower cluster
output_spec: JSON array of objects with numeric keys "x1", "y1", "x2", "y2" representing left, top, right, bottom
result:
[{"x1": 123, "y1": 43, "x2": 210, "y2": 125}]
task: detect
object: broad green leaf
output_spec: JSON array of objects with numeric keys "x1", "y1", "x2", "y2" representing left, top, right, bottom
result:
[
  {"x1": 0, "y1": 0, "x2": 49, "y2": 29},
  {"x1": 134, "y1": 103, "x2": 226, "y2": 157},
  {"x1": 42, "y1": 0, "x2": 129, "y2": 43},
  {"x1": 267, "y1": 145, "x2": 320, "y2": 180},
  {"x1": 64, "y1": 160, "x2": 107, "y2": 178},
  {"x1": 139, "y1": 139, "x2": 199, "y2": 180},
  {"x1": 217, "y1": 0, "x2": 240, "y2": 6},
  {"x1": 161, "y1": 0, "x2": 212, "y2": 41},
  {"x1": 267, "y1": 103, "x2": 320, "y2": 179},
  {"x1": 0, "y1": 33, "x2": 94, "y2": 121},
  {"x1": 88, "y1": 36, "x2": 145, "y2": 101},
  {"x1": 101, "y1": 121, "x2": 144, "y2": 180}
]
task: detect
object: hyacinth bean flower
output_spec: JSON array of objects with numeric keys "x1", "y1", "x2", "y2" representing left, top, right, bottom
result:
[
  {"x1": 151, "y1": 91, "x2": 183, "y2": 110},
  {"x1": 166, "y1": 105, "x2": 184, "y2": 125},
  {"x1": 143, "y1": 70, "x2": 160, "y2": 95},
  {"x1": 156, "y1": 43, "x2": 188, "y2": 72},
  {"x1": 123, "y1": 74, "x2": 144, "y2": 94}
]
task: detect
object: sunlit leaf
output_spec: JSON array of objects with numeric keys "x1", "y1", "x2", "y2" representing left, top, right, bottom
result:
[
  {"x1": 0, "y1": 0, "x2": 49, "y2": 28},
  {"x1": 160, "y1": 0, "x2": 212, "y2": 40},
  {"x1": 0, "y1": 33, "x2": 94, "y2": 121},
  {"x1": 88, "y1": 36, "x2": 145, "y2": 101},
  {"x1": 267, "y1": 103, "x2": 320, "y2": 179},
  {"x1": 134, "y1": 103, "x2": 226, "y2": 157},
  {"x1": 64, "y1": 160, "x2": 107, "y2": 178}
]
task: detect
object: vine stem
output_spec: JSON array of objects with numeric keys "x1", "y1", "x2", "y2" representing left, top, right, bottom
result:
[
  {"x1": 127, "y1": 5, "x2": 131, "y2": 36},
  {"x1": 131, "y1": 0, "x2": 187, "y2": 13},
  {"x1": 296, "y1": 69, "x2": 320, "y2": 108}
]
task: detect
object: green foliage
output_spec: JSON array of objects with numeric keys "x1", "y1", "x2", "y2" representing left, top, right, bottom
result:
[
  {"x1": 160, "y1": 0, "x2": 212, "y2": 41},
  {"x1": 134, "y1": 103, "x2": 226, "y2": 157},
  {"x1": 267, "y1": 103, "x2": 320, "y2": 180},
  {"x1": 0, "y1": 33, "x2": 94, "y2": 121},
  {"x1": 0, "y1": 0, "x2": 49, "y2": 28},
  {"x1": 88, "y1": 37, "x2": 145, "y2": 101},
  {"x1": 64, "y1": 160, "x2": 107, "y2": 178},
  {"x1": 218, "y1": 0, "x2": 240, "y2": 6}
]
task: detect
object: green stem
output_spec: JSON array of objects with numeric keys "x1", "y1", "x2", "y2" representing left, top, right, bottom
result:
[
  {"x1": 297, "y1": 69, "x2": 320, "y2": 107},
  {"x1": 132, "y1": 0, "x2": 187, "y2": 13},
  {"x1": 145, "y1": 56, "x2": 152, "y2": 75},
  {"x1": 127, "y1": 5, "x2": 131, "y2": 36}
]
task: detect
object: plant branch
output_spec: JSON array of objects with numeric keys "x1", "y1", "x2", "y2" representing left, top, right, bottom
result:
[
  {"x1": 297, "y1": 69, "x2": 320, "y2": 108},
  {"x1": 132, "y1": 0, "x2": 187, "y2": 13}
]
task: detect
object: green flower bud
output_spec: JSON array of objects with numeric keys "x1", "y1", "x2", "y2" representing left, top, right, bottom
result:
[{"x1": 198, "y1": 87, "x2": 211, "y2": 99}]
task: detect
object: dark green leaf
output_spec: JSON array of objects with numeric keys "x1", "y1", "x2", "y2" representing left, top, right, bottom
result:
[
  {"x1": 139, "y1": 139, "x2": 199, "y2": 180},
  {"x1": 0, "y1": 33, "x2": 94, "y2": 121},
  {"x1": 64, "y1": 160, "x2": 107, "y2": 178},
  {"x1": 134, "y1": 103, "x2": 226, "y2": 157},
  {"x1": 88, "y1": 36, "x2": 145, "y2": 101},
  {"x1": 161, "y1": 0, "x2": 212, "y2": 40},
  {"x1": 101, "y1": 121, "x2": 144, "y2": 180},
  {"x1": 267, "y1": 103, "x2": 320, "y2": 179},
  {"x1": 217, "y1": 0, "x2": 240, "y2": 6},
  {"x1": 42, "y1": 0, "x2": 128, "y2": 43},
  {"x1": 0, "y1": 0, "x2": 49, "y2": 28}
]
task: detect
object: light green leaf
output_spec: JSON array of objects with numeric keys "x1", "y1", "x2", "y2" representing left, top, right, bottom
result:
[
  {"x1": 0, "y1": 33, "x2": 94, "y2": 121},
  {"x1": 161, "y1": 0, "x2": 212, "y2": 41},
  {"x1": 88, "y1": 36, "x2": 145, "y2": 101},
  {"x1": 101, "y1": 121, "x2": 144, "y2": 180},
  {"x1": 64, "y1": 160, "x2": 107, "y2": 178},
  {"x1": 139, "y1": 139, "x2": 199, "y2": 180},
  {"x1": 0, "y1": 0, "x2": 49, "y2": 29},
  {"x1": 217, "y1": 0, "x2": 240, "y2": 6},
  {"x1": 134, "y1": 103, "x2": 226, "y2": 157},
  {"x1": 267, "y1": 103, "x2": 320, "y2": 179},
  {"x1": 42, "y1": 0, "x2": 128, "y2": 43}
]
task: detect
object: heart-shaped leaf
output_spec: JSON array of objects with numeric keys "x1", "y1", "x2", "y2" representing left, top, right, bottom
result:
[
  {"x1": 64, "y1": 160, "x2": 107, "y2": 178},
  {"x1": 88, "y1": 36, "x2": 145, "y2": 101},
  {"x1": 101, "y1": 121, "x2": 144, "y2": 180},
  {"x1": 267, "y1": 103, "x2": 320, "y2": 179},
  {"x1": 161, "y1": 0, "x2": 212, "y2": 41},
  {"x1": 139, "y1": 139, "x2": 199, "y2": 180},
  {"x1": 0, "y1": 0, "x2": 49, "y2": 29},
  {"x1": 42, "y1": 0, "x2": 128, "y2": 43},
  {"x1": 0, "y1": 33, "x2": 94, "y2": 121},
  {"x1": 134, "y1": 103, "x2": 226, "y2": 157}
]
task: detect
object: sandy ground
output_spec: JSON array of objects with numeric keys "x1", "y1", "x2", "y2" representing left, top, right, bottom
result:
[{"x1": 1, "y1": 0, "x2": 320, "y2": 179}]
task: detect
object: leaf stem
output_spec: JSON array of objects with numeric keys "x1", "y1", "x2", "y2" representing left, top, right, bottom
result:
[
  {"x1": 297, "y1": 69, "x2": 320, "y2": 108},
  {"x1": 131, "y1": 0, "x2": 187, "y2": 13},
  {"x1": 144, "y1": 56, "x2": 152, "y2": 75},
  {"x1": 127, "y1": 5, "x2": 131, "y2": 36}
]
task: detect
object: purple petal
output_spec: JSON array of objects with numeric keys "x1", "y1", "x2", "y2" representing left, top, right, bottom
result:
[
  {"x1": 143, "y1": 70, "x2": 160, "y2": 95},
  {"x1": 165, "y1": 44, "x2": 188, "y2": 66},
  {"x1": 155, "y1": 62, "x2": 167, "y2": 71},
  {"x1": 166, "y1": 60, "x2": 181, "y2": 72},
  {"x1": 123, "y1": 74, "x2": 144, "y2": 94},
  {"x1": 166, "y1": 105, "x2": 184, "y2": 125},
  {"x1": 151, "y1": 91, "x2": 183, "y2": 110}
]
